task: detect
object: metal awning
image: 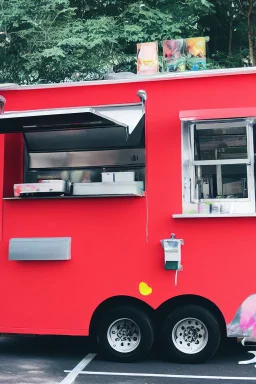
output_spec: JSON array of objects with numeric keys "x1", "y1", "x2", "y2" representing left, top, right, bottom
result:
[
  {"x1": 0, "y1": 102, "x2": 145, "y2": 152},
  {"x1": 180, "y1": 107, "x2": 256, "y2": 122}
]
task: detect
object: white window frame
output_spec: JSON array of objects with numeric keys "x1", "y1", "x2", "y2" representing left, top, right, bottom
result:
[{"x1": 182, "y1": 118, "x2": 255, "y2": 213}]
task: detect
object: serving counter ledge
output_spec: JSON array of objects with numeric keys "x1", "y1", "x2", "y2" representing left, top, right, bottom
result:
[
  {"x1": 4, "y1": 194, "x2": 144, "y2": 200},
  {"x1": 173, "y1": 213, "x2": 256, "y2": 218}
]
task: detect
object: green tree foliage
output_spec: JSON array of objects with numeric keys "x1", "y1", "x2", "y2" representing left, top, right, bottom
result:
[{"x1": 0, "y1": 0, "x2": 255, "y2": 84}]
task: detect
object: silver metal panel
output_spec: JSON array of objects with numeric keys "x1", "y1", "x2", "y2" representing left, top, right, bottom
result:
[
  {"x1": 4, "y1": 195, "x2": 143, "y2": 200},
  {"x1": 24, "y1": 126, "x2": 129, "y2": 152},
  {"x1": 0, "y1": 109, "x2": 130, "y2": 137},
  {"x1": 9, "y1": 237, "x2": 71, "y2": 261},
  {"x1": 0, "y1": 98, "x2": 145, "y2": 152},
  {"x1": 195, "y1": 121, "x2": 247, "y2": 129},
  {"x1": 246, "y1": 120, "x2": 255, "y2": 211},
  {"x1": 72, "y1": 181, "x2": 144, "y2": 196},
  {"x1": 192, "y1": 159, "x2": 250, "y2": 166},
  {"x1": 94, "y1": 105, "x2": 144, "y2": 134},
  {"x1": 0, "y1": 104, "x2": 143, "y2": 133},
  {"x1": 0, "y1": 106, "x2": 126, "y2": 124},
  {"x1": 181, "y1": 121, "x2": 193, "y2": 204},
  {"x1": 29, "y1": 148, "x2": 145, "y2": 169}
]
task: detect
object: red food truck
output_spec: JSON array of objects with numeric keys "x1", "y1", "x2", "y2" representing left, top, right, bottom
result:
[{"x1": 1, "y1": 67, "x2": 256, "y2": 364}]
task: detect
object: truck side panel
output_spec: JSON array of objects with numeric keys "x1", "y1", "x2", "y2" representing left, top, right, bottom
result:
[{"x1": 0, "y1": 74, "x2": 255, "y2": 335}]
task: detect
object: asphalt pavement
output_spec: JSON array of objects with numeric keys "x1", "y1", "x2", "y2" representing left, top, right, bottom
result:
[{"x1": 0, "y1": 335, "x2": 256, "y2": 384}]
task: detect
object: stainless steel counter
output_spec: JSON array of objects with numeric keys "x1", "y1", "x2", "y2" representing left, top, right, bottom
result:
[
  {"x1": 4, "y1": 194, "x2": 144, "y2": 200},
  {"x1": 72, "y1": 181, "x2": 144, "y2": 196}
]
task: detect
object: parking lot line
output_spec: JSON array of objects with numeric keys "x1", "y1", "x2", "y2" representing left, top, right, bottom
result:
[
  {"x1": 60, "y1": 353, "x2": 96, "y2": 384},
  {"x1": 63, "y1": 370, "x2": 256, "y2": 381}
]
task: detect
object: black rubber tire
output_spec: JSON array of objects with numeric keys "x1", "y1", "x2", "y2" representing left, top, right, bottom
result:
[
  {"x1": 162, "y1": 305, "x2": 221, "y2": 364},
  {"x1": 97, "y1": 306, "x2": 154, "y2": 362}
]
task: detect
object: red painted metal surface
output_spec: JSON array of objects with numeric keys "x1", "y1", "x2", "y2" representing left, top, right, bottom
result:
[{"x1": 0, "y1": 72, "x2": 256, "y2": 336}]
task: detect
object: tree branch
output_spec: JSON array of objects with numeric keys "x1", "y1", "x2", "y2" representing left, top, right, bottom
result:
[
  {"x1": 237, "y1": 0, "x2": 247, "y2": 16},
  {"x1": 247, "y1": 0, "x2": 255, "y2": 65}
]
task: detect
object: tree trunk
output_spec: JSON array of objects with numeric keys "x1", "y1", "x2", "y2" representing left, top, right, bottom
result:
[
  {"x1": 248, "y1": 0, "x2": 256, "y2": 66},
  {"x1": 228, "y1": 18, "x2": 233, "y2": 57}
]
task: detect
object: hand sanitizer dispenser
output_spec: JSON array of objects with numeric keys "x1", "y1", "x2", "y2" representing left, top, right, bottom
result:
[{"x1": 161, "y1": 233, "x2": 184, "y2": 271}]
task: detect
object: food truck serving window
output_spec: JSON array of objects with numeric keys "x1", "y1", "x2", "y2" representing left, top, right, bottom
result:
[
  {"x1": 182, "y1": 118, "x2": 256, "y2": 215},
  {"x1": 0, "y1": 92, "x2": 146, "y2": 199}
]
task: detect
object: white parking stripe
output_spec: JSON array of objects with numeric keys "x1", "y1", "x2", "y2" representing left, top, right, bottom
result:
[
  {"x1": 63, "y1": 370, "x2": 256, "y2": 381},
  {"x1": 239, "y1": 351, "x2": 256, "y2": 365},
  {"x1": 60, "y1": 353, "x2": 96, "y2": 384}
]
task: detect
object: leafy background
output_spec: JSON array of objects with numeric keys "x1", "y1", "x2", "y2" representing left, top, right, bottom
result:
[{"x1": 0, "y1": 0, "x2": 255, "y2": 84}]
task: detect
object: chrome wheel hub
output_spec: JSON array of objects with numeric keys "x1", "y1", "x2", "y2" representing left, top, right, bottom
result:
[
  {"x1": 172, "y1": 317, "x2": 208, "y2": 354},
  {"x1": 107, "y1": 318, "x2": 141, "y2": 353}
]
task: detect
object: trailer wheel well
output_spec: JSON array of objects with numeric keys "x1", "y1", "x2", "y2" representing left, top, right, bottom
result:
[
  {"x1": 89, "y1": 296, "x2": 155, "y2": 336},
  {"x1": 89, "y1": 294, "x2": 226, "y2": 338},
  {"x1": 156, "y1": 295, "x2": 227, "y2": 337}
]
